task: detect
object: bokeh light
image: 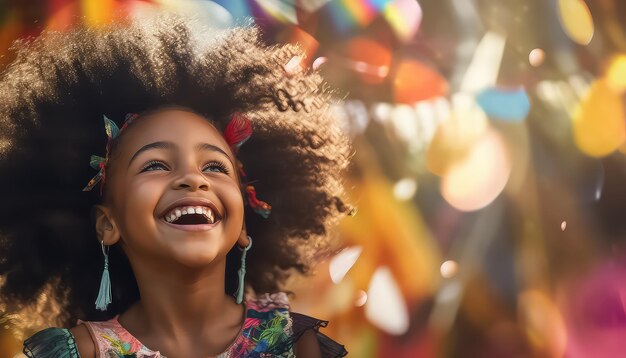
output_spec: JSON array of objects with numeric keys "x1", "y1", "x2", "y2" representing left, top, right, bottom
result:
[
  {"x1": 324, "y1": 0, "x2": 391, "y2": 34},
  {"x1": 393, "y1": 178, "x2": 418, "y2": 201},
  {"x1": 252, "y1": 0, "x2": 298, "y2": 24},
  {"x1": 572, "y1": 80, "x2": 625, "y2": 157},
  {"x1": 460, "y1": 32, "x2": 506, "y2": 93},
  {"x1": 346, "y1": 37, "x2": 392, "y2": 83},
  {"x1": 389, "y1": 104, "x2": 418, "y2": 142},
  {"x1": 439, "y1": 260, "x2": 458, "y2": 278},
  {"x1": 441, "y1": 128, "x2": 511, "y2": 211},
  {"x1": 528, "y1": 48, "x2": 545, "y2": 67},
  {"x1": 476, "y1": 87, "x2": 531, "y2": 122},
  {"x1": 393, "y1": 60, "x2": 448, "y2": 104},
  {"x1": 557, "y1": 0, "x2": 594, "y2": 45},
  {"x1": 81, "y1": 0, "x2": 116, "y2": 27},
  {"x1": 382, "y1": 0, "x2": 422, "y2": 42},
  {"x1": 312, "y1": 56, "x2": 328, "y2": 70},
  {"x1": 605, "y1": 54, "x2": 626, "y2": 93},
  {"x1": 365, "y1": 267, "x2": 410, "y2": 335},
  {"x1": 427, "y1": 94, "x2": 489, "y2": 176},
  {"x1": 329, "y1": 246, "x2": 363, "y2": 284},
  {"x1": 355, "y1": 290, "x2": 368, "y2": 307}
]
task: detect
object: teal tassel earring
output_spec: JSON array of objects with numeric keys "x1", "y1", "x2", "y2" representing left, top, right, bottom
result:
[
  {"x1": 95, "y1": 240, "x2": 112, "y2": 311},
  {"x1": 235, "y1": 236, "x2": 253, "y2": 304}
]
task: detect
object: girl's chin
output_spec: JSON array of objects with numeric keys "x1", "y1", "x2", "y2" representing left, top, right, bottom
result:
[{"x1": 170, "y1": 247, "x2": 226, "y2": 268}]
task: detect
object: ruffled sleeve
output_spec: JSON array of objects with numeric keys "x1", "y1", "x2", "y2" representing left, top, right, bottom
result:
[
  {"x1": 291, "y1": 312, "x2": 348, "y2": 358},
  {"x1": 23, "y1": 327, "x2": 80, "y2": 358}
]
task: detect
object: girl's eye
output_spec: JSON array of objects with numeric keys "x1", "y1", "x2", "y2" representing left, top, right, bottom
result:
[
  {"x1": 140, "y1": 160, "x2": 169, "y2": 172},
  {"x1": 203, "y1": 160, "x2": 230, "y2": 174}
]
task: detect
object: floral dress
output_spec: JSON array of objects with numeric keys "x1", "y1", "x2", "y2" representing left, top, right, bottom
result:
[{"x1": 23, "y1": 292, "x2": 347, "y2": 358}]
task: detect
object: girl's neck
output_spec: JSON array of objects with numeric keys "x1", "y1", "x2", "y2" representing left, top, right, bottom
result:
[{"x1": 120, "y1": 256, "x2": 243, "y2": 347}]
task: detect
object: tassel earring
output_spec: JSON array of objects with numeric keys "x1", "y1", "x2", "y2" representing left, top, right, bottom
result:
[
  {"x1": 95, "y1": 240, "x2": 112, "y2": 311},
  {"x1": 235, "y1": 236, "x2": 253, "y2": 304}
]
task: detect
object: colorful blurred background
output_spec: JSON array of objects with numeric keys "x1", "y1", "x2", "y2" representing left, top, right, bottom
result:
[{"x1": 2, "y1": 0, "x2": 626, "y2": 357}]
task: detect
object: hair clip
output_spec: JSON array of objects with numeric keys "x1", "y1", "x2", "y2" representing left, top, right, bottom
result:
[
  {"x1": 224, "y1": 113, "x2": 272, "y2": 218},
  {"x1": 83, "y1": 116, "x2": 121, "y2": 192},
  {"x1": 224, "y1": 112, "x2": 253, "y2": 153}
]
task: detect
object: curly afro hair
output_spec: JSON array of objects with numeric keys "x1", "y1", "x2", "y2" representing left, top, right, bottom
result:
[{"x1": 0, "y1": 13, "x2": 351, "y2": 333}]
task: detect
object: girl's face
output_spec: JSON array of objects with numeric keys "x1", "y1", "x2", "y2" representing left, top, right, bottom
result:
[{"x1": 101, "y1": 109, "x2": 244, "y2": 269}]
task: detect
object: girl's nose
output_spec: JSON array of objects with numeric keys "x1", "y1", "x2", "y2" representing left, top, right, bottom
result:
[{"x1": 172, "y1": 169, "x2": 210, "y2": 191}]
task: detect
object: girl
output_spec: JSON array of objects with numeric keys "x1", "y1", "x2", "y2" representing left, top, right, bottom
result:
[{"x1": 0, "y1": 12, "x2": 350, "y2": 358}]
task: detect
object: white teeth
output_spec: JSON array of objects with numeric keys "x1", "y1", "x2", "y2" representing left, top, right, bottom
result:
[{"x1": 164, "y1": 205, "x2": 218, "y2": 224}]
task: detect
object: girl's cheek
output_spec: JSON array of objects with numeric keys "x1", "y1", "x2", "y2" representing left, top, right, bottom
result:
[{"x1": 123, "y1": 177, "x2": 164, "y2": 216}]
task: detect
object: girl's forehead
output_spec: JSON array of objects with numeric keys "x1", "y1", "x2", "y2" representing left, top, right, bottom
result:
[{"x1": 119, "y1": 109, "x2": 230, "y2": 153}]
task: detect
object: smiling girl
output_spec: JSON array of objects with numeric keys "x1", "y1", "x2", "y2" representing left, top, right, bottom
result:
[{"x1": 0, "y1": 13, "x2": 350, "y2": 358}]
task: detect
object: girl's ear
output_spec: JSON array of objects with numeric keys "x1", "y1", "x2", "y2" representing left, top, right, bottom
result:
[
  {"x1": 92, "y1": 205, "x2": 121, "y2": 245},
  {"x1": 237, "y1": 222, "x2": 250, "y2": 248}
]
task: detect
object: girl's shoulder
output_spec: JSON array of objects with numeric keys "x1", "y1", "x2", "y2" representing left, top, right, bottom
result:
[
  {"x1": 25, "y1": 314, "x2": 190, "y2": 358},
  {"x1": 234, "y1": 292, "x2": 348, "y2": 358},
  {"x1": 23, "y1": 292, "x2": 347, "y2": 358},
  {"x1": 22, "y1": 326, "x2": 80, "y2": 358}
]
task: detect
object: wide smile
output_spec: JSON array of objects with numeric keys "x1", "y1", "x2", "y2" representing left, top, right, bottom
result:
[{"x1": 159, "y1": 199, "x2": 223, "y2": 232}]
